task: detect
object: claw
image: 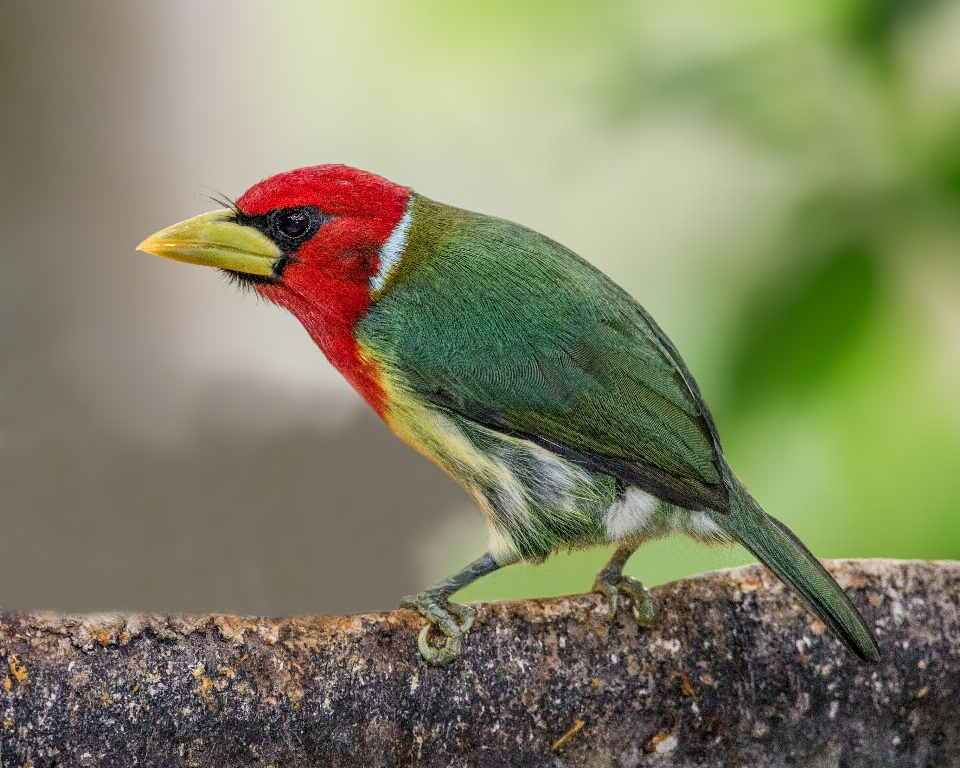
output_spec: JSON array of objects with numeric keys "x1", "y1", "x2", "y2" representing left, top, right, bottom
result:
[
  {"x1": 593, "y1": 580, "x2": 620, "y2": 619},
  {"x1": 400, "y1": 593, "x2": 475, "y2": 666},
  {"x1": 592, "y1": 574, "x2": 654, "y2": 627},
  {"x1": 618, "y1": 575, "x2": 654, "y2": 626},
  {"x1": 448, "y1": 602, "x2": 475, "y2": 634},
  {"x1": 415, "y1": 624, "x2": 463, "y2": 666}
]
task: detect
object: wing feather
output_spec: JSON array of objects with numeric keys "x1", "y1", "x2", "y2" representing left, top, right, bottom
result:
[{"x1": 358, "y1": 197, "x2": 731, "y2": 512}]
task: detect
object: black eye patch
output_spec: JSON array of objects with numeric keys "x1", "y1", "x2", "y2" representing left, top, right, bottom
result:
[
  {"x1": 222, "y1": 205, "x2": 333, "y2": 286},
  {"x1": 235, "y1": 206, "x2": 332, "y2": 255}
]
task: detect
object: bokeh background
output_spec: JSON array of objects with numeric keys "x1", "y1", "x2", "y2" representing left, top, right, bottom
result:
[{"x1": 1, "y1": 1, "x2": 958, "y2": 616}]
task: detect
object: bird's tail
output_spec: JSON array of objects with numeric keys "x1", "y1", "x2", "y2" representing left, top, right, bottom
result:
[{"x1": 712, "y1": 480, "x2": 881, "y2": 663}]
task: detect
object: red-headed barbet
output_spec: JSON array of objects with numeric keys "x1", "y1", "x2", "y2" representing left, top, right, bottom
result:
[{"x1": 138, "y1": 165, "x2": 881, "y2": 666}]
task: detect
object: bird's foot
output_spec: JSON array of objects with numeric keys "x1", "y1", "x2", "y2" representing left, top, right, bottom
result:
[
  {"x1": 592, "y1": 574, "x2": 654, "y2": 626},
  {"x1": 398, "y1": 592, "x2": 475, "y2": 666}
]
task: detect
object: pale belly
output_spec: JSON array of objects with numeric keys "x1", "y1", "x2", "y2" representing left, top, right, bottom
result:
[{"x1": 380, "y1": 390, "x2": 728, "y2": 564}]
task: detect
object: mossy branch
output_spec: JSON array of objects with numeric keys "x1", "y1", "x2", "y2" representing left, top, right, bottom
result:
[{"x1": 1, "y1": 560, "x2": 955, "y2": 767}]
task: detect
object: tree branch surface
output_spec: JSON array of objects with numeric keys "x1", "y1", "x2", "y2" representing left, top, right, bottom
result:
[{"x1": 1, "y1": 559, "x2": 956, "y2": 767}]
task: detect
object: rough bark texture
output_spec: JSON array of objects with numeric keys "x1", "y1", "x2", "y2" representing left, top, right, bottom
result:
[{"x1": 0, "y1": 559, "x2": 956, "y2": 767}]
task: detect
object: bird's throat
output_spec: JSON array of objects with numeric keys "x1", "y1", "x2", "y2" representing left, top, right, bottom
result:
[{"x1": 257, "y1": 279, "x2": 388, "y2": 416}]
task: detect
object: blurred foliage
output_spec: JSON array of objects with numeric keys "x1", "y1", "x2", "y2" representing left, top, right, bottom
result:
[
  {"x1": 453, "y1": 0, "x2": 960, "y2": 602},
  {"x1": 726, "y1": 240, "x2": 881, "y2": 409}
]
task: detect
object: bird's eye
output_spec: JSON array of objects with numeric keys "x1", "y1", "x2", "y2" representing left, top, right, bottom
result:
[
  {"x1": 276, "y1": 209, "x2": 311, "y2": 238},
  {"x1": 262, "y1": 206, "x2": 328, "y2": 252}
]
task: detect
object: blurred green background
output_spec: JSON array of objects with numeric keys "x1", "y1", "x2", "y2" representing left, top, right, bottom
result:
[{"x1": 0, "y1": 1, "x2": 958, "y2": 614}]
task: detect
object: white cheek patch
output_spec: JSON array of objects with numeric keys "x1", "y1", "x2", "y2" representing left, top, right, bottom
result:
[
  {"x1": 370, "y1": 201, "x2": 413, "y2": 294},
  {"x1": 603, "y1": 487, "x2": 660, "y2": 540}
]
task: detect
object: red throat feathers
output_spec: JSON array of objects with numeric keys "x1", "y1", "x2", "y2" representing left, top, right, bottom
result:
[{"x1": 237, "y1": 165, "x2": 411, "y2": 415}]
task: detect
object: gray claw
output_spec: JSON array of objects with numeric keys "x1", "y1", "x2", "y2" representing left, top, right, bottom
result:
[
  {"x1": 593, "y1": 575, "x2": 654, "y2": 627},
  {"x1": 618, "y1": 575, "x2": 654, "y2": 626},
  {"x1": 399, "y1": 593, "x2": 475, "y2": 666},
  {"x1": 593, "y1": 579, "x2": 621, "y2": 619}
]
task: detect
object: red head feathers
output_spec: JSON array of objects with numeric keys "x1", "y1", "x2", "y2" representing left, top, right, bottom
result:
[{"x1": 237, "y1": 165, "x2": 412, "y2": 412}]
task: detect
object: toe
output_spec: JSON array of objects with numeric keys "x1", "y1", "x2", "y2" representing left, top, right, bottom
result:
[
  {"x1": 447, "y1": 602, "x2": 476, "y2": 634},
  {"x1": 401, "y1": 593, "x2": 473, "y2": 665},
  {"x1": 592, "y1": 580, "x2": 619, "y2": 619},
  {"x1": 618, "y1": 576, "x2": 655, "y2": 627},
  {"x1": 416, "y1": 625, "x2": 463, "y2": 666}
]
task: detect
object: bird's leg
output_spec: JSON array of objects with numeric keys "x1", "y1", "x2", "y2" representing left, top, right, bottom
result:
[
  {"x1": 592, "y1": 543, "x2": 654, "y2": 626},
  {"x1": 399, "y1": 553, "x2": 500, "y2": 666}
]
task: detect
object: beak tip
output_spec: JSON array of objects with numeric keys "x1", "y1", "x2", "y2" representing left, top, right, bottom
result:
[{"x1": 134, "y1": 210, "x2": 281, "y2": 274}]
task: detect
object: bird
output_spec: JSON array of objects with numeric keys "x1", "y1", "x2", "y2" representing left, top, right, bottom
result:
[{"x1": 137, "y1": 164, "x2": 881, "y2": 666}]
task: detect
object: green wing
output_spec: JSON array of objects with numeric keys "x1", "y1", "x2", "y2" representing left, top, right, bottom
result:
[{"x1": 360, "y1": 196, "x2": 731, "y2": 513}]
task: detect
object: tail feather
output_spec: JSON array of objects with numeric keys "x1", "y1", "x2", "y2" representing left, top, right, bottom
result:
[{"x1": 714, "y1": 482, "x2": 881, "y2": 663}]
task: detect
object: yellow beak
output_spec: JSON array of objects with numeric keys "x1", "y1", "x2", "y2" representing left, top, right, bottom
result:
[{"x1": 136, "y1": 210, "x2": 282, "y2": 276}]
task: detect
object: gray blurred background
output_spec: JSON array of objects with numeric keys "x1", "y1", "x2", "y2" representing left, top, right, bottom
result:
[{"x1": 1, "y1": 1, "x2": 958, "y2": 616}]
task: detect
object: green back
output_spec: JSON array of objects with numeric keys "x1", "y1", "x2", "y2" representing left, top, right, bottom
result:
[{"x1": 358, "y1": 195, "x2": 731, "y2": 513}]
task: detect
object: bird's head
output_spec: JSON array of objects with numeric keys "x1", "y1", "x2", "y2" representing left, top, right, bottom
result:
[
  {"x1": 139, "y1": 164, "x2": 410, "y2": 300},
  {"x1": 138, "y1": 164, "x2": 412, "y2": 407}
]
